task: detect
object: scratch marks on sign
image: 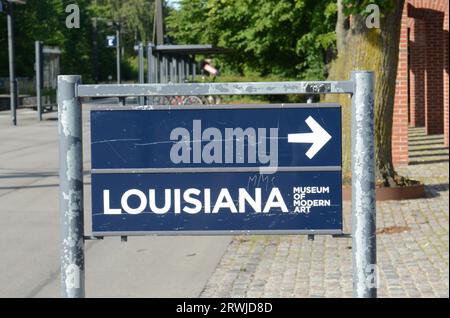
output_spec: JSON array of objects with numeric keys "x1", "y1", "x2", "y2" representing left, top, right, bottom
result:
[
  {"x1": 91, "y1": 138, "x2": 141, "y2": 144},
  {"x1": 106, "y1": 141, "x2": 127, "y2": 163}
]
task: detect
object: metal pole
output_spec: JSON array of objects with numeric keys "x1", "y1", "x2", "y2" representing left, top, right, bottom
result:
[
  {"x1": 159, "y1": 54, "x2": 164, "y2": 83},
  {"x1": 92, "y1": 18, "x2": 99, "y2": 83},
  {"x1": 167, "y1": 56, "x2": 171, "y2": 82},
  {"x1": 185, "y1": 57, "x2": 190, "y2": 81},
  {"x1": 116, "y1": 26, "x2": 121, "y2": 84},
  {"x1": 147, "y1": 43, "x2": 155, "y2": 105},
  {"x1": 351, "y1": 70, "x2": 376, "y2": 298},
  {"x1": 159, "y1": 54, "x2": 163, "y2": 83},
  {"x1": 192, "y1": 57, "x2": 196, "y2": 82},
  {"x1": 165, "y1": 56, "x2": 169, "y2": 83},
  {"x1": 138, "y1": 42, "x2": 145, "y2": 105},
  {"x1": 162, "y1": 55, "x2": 168, "y2": 83},
  {"x1": 170, "y1": 56, "x2": 175, "y2": 83},
  {"x1": 166, "y1": 56, "x2": 170, "y2": 83},
  {"x1": 35, "y1": 41, "x2": 43, "y2": 121},
  {"x1": 147, "y1": 43, "x2": 155, "y2": 83},
  {"x1": 174, "y1": 57, "x2": 178, "y2": 83},
  {"x1": 7, "y1": 2, "x2": 17, "y2": 126},
  {"x1": 58, "y1": 75, "x2": 85, "y2": 298},
  {"x1": 155, "y1": 0, "x2": 164, "y2": 45},
  {"x1": 179, "y1": 58, "x2": 184, "y2": 83},
  {"x1": 175, "y1": 57, "x2": 180, "y2": 83}
]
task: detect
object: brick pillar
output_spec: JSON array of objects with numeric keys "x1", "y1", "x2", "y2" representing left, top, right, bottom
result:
[
  {"x1": 392, "y1": 2, "x2": 409, "y2": 166},
  {"x1": 409, "y1": 19, "x2": 426, "y2": 127},
  {"x1": 424, "y1": 11, "x2": 445, "y2": 135},
  {"x1": 444, "y1": 5, "x2": 449, "y2": 147}
]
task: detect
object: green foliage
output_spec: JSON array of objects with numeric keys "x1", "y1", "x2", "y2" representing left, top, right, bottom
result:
[
  {"x1": 165, "y1": 0, "x2": 208, "y2": 44},
  {"x1": 93, "y1": 0, "x2": 154, "y2": 43},
  {"x1": 0, "y1": 1, "x2": 99, "y2": 82},
  {"x1": 167, "y1": 0, "x2": 337, "y2": 80},
  {"x1": 0, "y1": 0, "x2": 155, "y2": 83},
  {"x1": 1, "y1": 0, "x2": 338, "y2": 84}
]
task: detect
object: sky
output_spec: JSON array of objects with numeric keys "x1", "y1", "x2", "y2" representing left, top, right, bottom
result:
[{"x1": 166, "y1": 0, "x2": 180, "y2": 9}]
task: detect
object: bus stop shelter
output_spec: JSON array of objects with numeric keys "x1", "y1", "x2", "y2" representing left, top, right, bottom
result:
[{"x1": 146, "y1": 44, "x2": 232, "y2": 84}]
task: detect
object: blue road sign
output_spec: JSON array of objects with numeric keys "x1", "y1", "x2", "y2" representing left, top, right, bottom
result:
[
  {"x1": 90, "y1": 104, "x2": 342, "y2": 235},
  {"x1": 106, "y1": 35, "x2": 116, "y2": 48},
  {"x1": 91, "y1": 105, "x2": 341, "y2": 169}
]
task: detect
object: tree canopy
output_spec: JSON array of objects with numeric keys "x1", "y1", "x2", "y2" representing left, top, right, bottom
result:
[
  {"x1": 0, "y1": 0, "x2": 155, "y2": 83},
  {"x1": 166, "y1": 0, "x2": 337, "y2": 80}
]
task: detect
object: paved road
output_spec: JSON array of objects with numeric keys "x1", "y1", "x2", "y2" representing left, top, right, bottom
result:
[
  {"x1": 0, "y1": 107, "x2": 231, "y2": 297},
  {"x1": 201, "y1": 127, "x2": 449, "y2": 298}
]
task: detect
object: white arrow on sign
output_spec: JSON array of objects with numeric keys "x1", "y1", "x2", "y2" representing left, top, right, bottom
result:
[{"x1": 287, "y1": 116, "x2": 332, "y2": 159}]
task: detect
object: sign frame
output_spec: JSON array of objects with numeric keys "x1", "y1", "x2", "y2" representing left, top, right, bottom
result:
[
  {"x1": 90, "y1": 103, "x2": 343, "y2": 236},
  {"x1": 58, "y1": 73, "x2": 376, "y2": 298}
]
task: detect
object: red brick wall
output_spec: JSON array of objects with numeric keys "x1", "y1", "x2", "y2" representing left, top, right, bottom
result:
[
  {"x1": 424, "y1": 9, "x2": 445, "y2": 135},
  {"x1": 392, "y1": 2, "x2": 410, "y2": 166},
  {"x1": 444, "y1": 3, "x2": 449, "y2": 147},
  {"x1": 408, "y1": 19, "x2": 426, "y2": 127},
  {"x1": 393, "y1": 0, "x2": 450, "y2": 166}
]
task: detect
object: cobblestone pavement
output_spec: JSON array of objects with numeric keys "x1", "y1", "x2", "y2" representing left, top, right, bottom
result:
[{"x1": 201, "y1": 127, "x2": 449, "y2": 298}]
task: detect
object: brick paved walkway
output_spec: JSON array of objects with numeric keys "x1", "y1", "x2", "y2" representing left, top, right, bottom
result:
[{"x1": 201, "y1": 127, "x2": 449, "y2": 298}]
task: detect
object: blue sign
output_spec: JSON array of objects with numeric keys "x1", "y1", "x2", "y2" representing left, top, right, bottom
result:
[
  {"x1": 91, "y1": 106, "x2": 341, "y2": 169},
  {"x1": 90, "y1": 104, "x2": 342, "y2": 235},
  {"x1": 105, "y1": 35, "x2": 116, "y2": 48}
]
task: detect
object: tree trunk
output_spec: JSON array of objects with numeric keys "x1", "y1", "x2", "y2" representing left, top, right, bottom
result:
[
  {"x1": 335, "y1": 0, "x2": 349, "y2": 54},
  {"x1": 326, "y1": 0, "x2": 417, "y2": 187}
]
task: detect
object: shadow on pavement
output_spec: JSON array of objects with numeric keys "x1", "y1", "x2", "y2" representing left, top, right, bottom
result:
[{"x1": 424, "y1": 183, "x2": 449, "y2": 198}]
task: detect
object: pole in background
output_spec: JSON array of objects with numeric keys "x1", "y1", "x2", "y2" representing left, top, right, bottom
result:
[
  {"x1": 92, "y1": 0, "x2": 99, "y2": 82},
  {"x1": 155, "y1": 0, "x2": 164, "y2": 45},
  {"x1": 92, "y1": 17, "x2": 99, "y2": 83},
  {"x1": 158, "y1": 54, "x2": 163, "y2": 83},
  {"x1": 191, "y1": 57, "x2": 196, "y2": 82},
  {"x1": 58, "y1": 75, "x2": 85, "y2": 298},
  {"x1": 161, "y1": 55, "x2": 168, "y2": 83},
  {"x1": 167, "y1": 56, "x2": 170, "y2": 83},
  {"x1": 138, "y1": 42, "x2": 145, "y2": 105},
  {"x1": 185, "y1": 57, "x2": 190, "y2": 81},
  {"x1": 178, "y1": 57, "x2": 182, "y2": 83},
  {"x1": 116, "y1": 24, "x2": 121, "y2": 84},
  {"x1": 172, "y1": 56, "x2": 177, "y2": 83},
  {"x1": 173, "y1": 57, "x2": 177, "y2": 83},
  {"x1": 147, "y1": 43, "x2": 155, "y2": 84},
  {"x1": 35, "y1": 41, "x2": 43, "y2": 121},
  {"x1": 351, "y1": 71, "x2": 376, "y2": 298},
  {"x1": 168, "y1": 56, "x2": 173, "y2": 83},
  {"x1": 7, "y1": 1, "x2": 17, "y2": 126},
  {"x1": 147, "y1": 43, "x2": 155, "y2": 105}
]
